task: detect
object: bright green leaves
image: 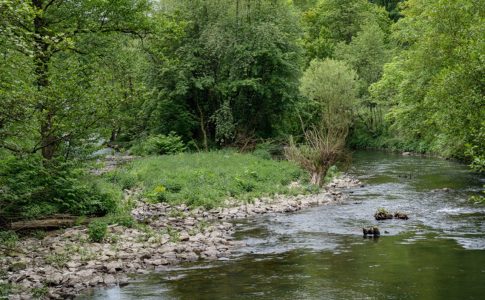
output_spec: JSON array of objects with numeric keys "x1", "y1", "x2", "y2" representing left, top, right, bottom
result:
[{"x1": 372, "y1": 0, "x2": 484, "y2": 158}]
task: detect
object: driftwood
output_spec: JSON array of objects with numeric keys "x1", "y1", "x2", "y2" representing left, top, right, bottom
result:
[{"x1": 9, "y1": 214, "x2": 92, "y2": 230}]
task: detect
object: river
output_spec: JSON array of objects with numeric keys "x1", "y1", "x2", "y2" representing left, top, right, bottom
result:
[{"x1": 83, "y1": 151, "x2": 485, "y2": 299}]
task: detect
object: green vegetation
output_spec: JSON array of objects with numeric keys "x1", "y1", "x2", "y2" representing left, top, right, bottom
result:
[
  {"x1": 0, "y1": 230, "x2": 18, "y2": 250},
  {"x1": 286, "y1": 59, "x2": 358, "y2": 186},
  {"x1": 105, "y1": 151, "x2": 309, "y2": 208},
  {"x1": 0, "y1": 157, "x2": 120, "y2": 223},
  {"x1": 87, "y1": 220, "x2": 108, "y2": 243},
  {"x1": 0, "y1": 0, "x2": 483, "y2": 226},
  {"x1": 130, "y1": 133, "x2": 187, "y2": 156}
]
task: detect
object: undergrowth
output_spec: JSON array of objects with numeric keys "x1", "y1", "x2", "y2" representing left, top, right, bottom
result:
[{"x1": 103, "y1": 150, "x2": 311, "y2": 208}]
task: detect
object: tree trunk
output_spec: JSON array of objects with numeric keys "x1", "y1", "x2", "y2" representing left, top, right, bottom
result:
[
  {"x1": 310, "y1": 171, "x2": 323, "y2": 186},
  {"x1": 33, "y1": 0, "x2": 57, "y2": 160},
  {"x1": 196, "y1": 98, "x2": 208, "y2": 151}
]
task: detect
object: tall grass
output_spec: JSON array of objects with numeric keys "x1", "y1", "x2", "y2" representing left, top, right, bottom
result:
[{"x1": 104, "y1": 151, "x2": 311, "y2": 208}]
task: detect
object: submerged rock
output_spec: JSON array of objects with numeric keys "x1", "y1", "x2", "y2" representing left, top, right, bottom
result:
[
  {"x1": 363, "y1": 226, "x2": 380, "y2": 237},
  {"x1": 374, "y1": 208, "x2": 393, "y2": 220},
  {"x1": 394, "y1": 212, "x2": 409, "y2": 220}
]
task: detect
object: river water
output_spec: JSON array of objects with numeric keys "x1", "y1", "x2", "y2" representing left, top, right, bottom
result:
[{"x1": 86, "y1": 151, "x2": 485, "y2": 299}]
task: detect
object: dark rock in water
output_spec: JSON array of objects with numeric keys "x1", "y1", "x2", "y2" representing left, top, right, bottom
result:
[
  {"x1": 394, "y1": 212, "x2": 409, "y2": 220},
  {"x1": 374, "y1": 208, "x2": 393, "y2": 220},
  {"x1": 363, "y1": 226, "x2": 380, "y2": 237}
]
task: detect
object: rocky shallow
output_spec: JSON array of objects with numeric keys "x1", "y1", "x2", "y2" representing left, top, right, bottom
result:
[{"x1": 0, "y1": 176, "x2": 361, "y2": 299}]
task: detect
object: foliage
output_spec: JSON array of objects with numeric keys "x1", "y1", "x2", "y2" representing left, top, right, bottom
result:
[
  {"x1": 45, "y1": 252, "x2": 69, "y2": 268},
  {"x1": 370, "y1": 0, "x2": 484, "y2": 159},
  {"x1": 0, "y1": 282, "x2": 12, "y2": 298},
  {"x1": 0, "y1": 0, "x2": 151, "y2": 160},
  {"x1": 144, "y1": 0, "x2": 303, "y2": 147},
  {"x1": 104, "y1": 151, "x2": 309, "y2": 208},
  {"x1": 0, "y1": 156, "x2": 120, "y2": 223},
  {"x1": 286, "y1": 59, "x2": 358, "y2": 186},
  {"x1": 0, "y1": 230, "x2": 18, "y2": 250},
  {"x1": 301, "y1": 0, "x2": 389, "y2": 60},
  {"x1": 300, "y1": 59, "x2": 359, "y2": 130},
  {"x1": 369, "y1": 0, "x2": 404, "y2": 21},
  {"x1": 130, "y1": 133, "x2": 186, "y2": 156},
  {"x1": 88, "y1": 220, "x2": 108, "y2": 243},
  {"x1": 465, "y1": 121, "x2": 485, "y2": 173},
  {"x1": 252, "y1": 142, "x2": 283, "y2": 160}
]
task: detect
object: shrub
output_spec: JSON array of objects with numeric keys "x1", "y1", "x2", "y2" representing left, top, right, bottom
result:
[
  {"x1": 131, "y1": 133, "x2": 186, "y2": 156},
  {"x1": 0, "y1": 230, "x2": 18, "y2": 250},
  {"x1": 0, "y1": 283, "x2": 12, "y2": 298},
  {"x1": 0, "y1": 156, "x2": 119, "y2": 224},
  {"x1": 147, "y1": 184, "x2": 168, "y2": 203},
  {"x1": 88, "y1": 220, "x2": 108, "y2": 242}
]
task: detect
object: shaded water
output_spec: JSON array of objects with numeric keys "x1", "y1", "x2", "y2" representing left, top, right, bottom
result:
[{"x1": 85, "y1": 151, "x2": 485, "y2": 299}]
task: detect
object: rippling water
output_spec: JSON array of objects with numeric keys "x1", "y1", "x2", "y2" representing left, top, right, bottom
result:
[{"x1": 82, "y1": 151, "x2": 485, "y2": 300}]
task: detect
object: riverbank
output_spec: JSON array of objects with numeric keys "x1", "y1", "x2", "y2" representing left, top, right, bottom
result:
[{"x1": 0, "y1": 176, "x2": 361, "y2": 299}]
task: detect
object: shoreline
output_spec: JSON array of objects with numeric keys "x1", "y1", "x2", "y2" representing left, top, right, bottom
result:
[{"x1": 1, "y1": 176, "x2": 361, "y2": 299}]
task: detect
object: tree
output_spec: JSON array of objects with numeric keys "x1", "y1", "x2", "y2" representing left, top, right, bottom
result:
[
  {"x1": 144, "y1": 0, "x2": 303, "y2": 148},
  {"x1": 1, "y1": 0, "x2": 150, "y2": 160},
  {"x1": 286, "y1": 59, "x2": 358, "y2": 186},
  {"x1": 301, "y1": 0, "x2": 389, "y2": 60},
  {"x1": 369, "y1": 0, "x2": 404, "y2": 21},
  {"x1": 334, "y1": 20, "x2": 391, "y2": 137},
  {"x1": 370, "y1": 0, "x2": 484, "y2": 158}
]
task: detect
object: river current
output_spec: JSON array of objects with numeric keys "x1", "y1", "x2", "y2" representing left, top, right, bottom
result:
[{"x1": 84, "y1": 151, "x2": 485, "y2": 300}]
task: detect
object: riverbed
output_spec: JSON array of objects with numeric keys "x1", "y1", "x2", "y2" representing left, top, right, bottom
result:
[{"x1": 83, "y1": 151, "x2": 485, "y2": 299}]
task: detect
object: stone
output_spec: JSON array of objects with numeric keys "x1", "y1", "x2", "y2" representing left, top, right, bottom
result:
[
  {"x1": 179, "y1": 231, "x2": 190, "y2": 241},
  {"x1": 394, "y1": 212, "x2": 409, "y2": 220},
  {"x1": 103, "y1": 274, "x2": 116, "y2": 285},
  {"x1": 374, "y1": 209, "x2": 393, "y2": 220},
  {"x1": 77, "y1": 269, "x2": 94, "y2": 278},
  {"x1": 90, "y1": 276, "x2": 103, "y2": 286},
  {"x1": 66, "y1": 261, "x2": 81, "y2": 269},
  {"x1": 363, "y1": 226, "x2": 380, "y2": 237}
]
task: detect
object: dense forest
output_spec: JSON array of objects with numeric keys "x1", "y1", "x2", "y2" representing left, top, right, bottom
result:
[{"x1": 0, "y1": 0, "x2": 483, "y2": 224}]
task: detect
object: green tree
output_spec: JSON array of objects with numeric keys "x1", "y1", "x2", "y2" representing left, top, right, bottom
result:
[
  {"x1": 371, "y1": 0, "x2": 484, "y2": 158},
  {"x1": 334, "y1": 20, "x2": 391, "y2": 138},
  {"x1": 1, "y1": 0, "x2": 150, "y2": 160},
  {"x1": 369, "y1": 0, "x2": 404, "y2": 21},
  {"x1": 286, "y1": 59, "x2": 358, "y2": 186},
  {"x1": 301, "y1": 0, "x2": 389, "y2": 60},
  {"x1": 145, "y1": 0, "x2": 303, "y2": 148}
]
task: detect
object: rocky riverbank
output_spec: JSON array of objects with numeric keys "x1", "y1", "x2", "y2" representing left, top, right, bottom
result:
[{"x1": 0, "y1": 176, "x2": 361, "y2": 299}]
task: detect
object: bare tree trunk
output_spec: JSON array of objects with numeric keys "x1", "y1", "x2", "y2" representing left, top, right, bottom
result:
[
  {"x1": 310, "y1": 172, "x2": 322, "y2": 186},
  {"x1": 196, "y1": 98, "x2": 208, "y2": 151}
]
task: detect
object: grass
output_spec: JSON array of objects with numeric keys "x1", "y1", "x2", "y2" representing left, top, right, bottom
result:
[{"x1": 103, "y1": 150, "x2": 312, "y2": 208}]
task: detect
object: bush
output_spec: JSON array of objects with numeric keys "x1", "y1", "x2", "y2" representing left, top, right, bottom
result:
[
  {"x1": 88, "y1": 220, "x2": 108, "y2": 242},
  {"x1": 252, "y1": 142, "x2": 282, "y2": 160},
  {"x1": 0, "y1": 230, "x2": 18, "y2": 250},
  {"x1": 0, "y1": 156, "x2": 119, "y2": 224},
  {"x1": 131, "y1": 133, "x2": 186, "y2": 156}
]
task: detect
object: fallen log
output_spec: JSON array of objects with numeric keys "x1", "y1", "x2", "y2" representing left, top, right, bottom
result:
[{"x1": 9, "y1": 215, "x2": 91, "y2": 230}]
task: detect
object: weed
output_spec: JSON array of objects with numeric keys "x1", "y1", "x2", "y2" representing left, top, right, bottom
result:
[
  {"x1": 87, "y1": 220, "x2": 108, "y2": 243},
  {"x1": 45, "y1": 253, "x2": 68, "y2": 268},
  {"x1": 0, "y1": 283, "x2": 12, "y2": 298},
  {"x1": 102, "y1": 151, "x2": 309, "y2": 208},
  {"x1": 32, "y1": 286, "x2": 48, "y2": 299},
  {"x1": 0, "y1": 231, "x2": 18, "y2": 250}
]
